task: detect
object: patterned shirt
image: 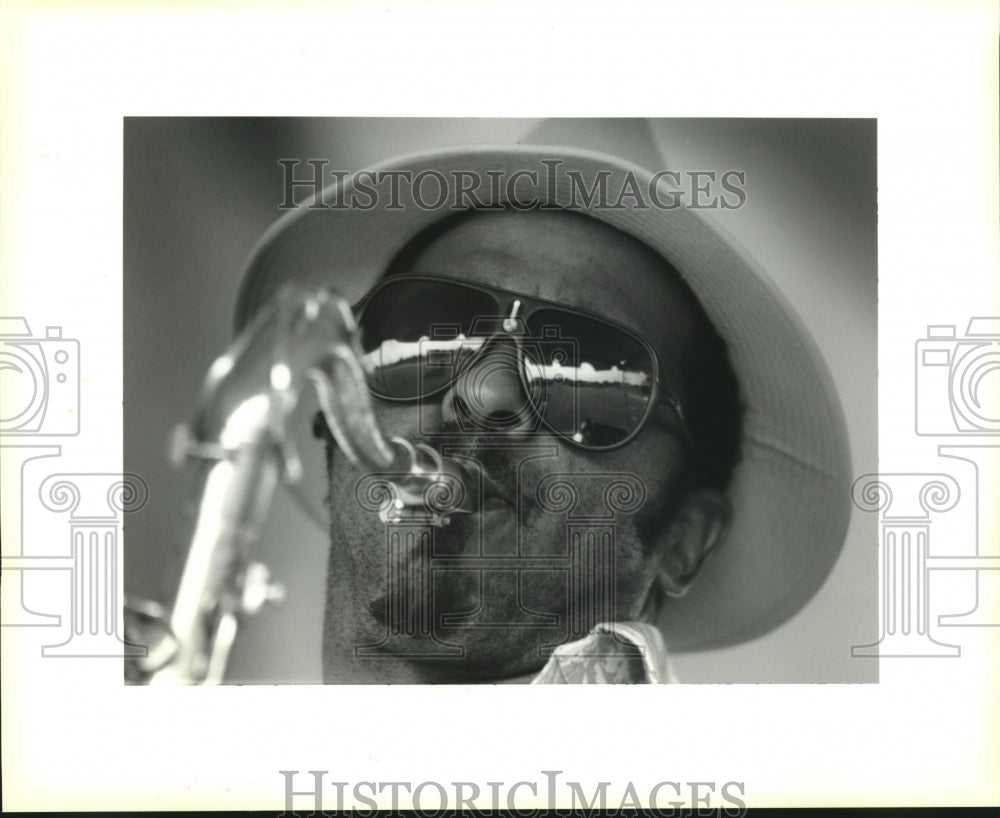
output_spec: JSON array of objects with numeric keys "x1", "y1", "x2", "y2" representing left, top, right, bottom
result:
[{"x1": 531, "y1": 622, "x2": 677, "y2": 684}]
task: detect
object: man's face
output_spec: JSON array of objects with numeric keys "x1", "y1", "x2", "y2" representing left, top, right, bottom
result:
[{"x1": 322, "y1": 209, "x2": 703, "y2": 682}]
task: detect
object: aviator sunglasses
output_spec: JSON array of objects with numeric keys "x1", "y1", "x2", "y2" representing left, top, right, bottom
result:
[{"x1": 354, "y1": 274, "x2": 692, "y2": 451}]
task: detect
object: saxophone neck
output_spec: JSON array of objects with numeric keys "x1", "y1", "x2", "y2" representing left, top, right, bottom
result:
[{"x1": 127, "y1": 284, "x2": 478, "y2": 685}]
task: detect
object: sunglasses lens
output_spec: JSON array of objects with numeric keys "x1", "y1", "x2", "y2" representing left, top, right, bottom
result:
[
  {"x1": 358, "y1": 279, "x2": 496, "y2": 398},
  {"x1": 524, "y1": 309, "x2": 656, "y2": 448},
  {"x1": 359, "y1": 279, "x2": 657, "y2": 449}
]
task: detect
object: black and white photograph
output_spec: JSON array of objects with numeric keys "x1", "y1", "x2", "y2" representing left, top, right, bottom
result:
[
  {"x1": 2, "y1": 1, "x2": 997, "y2": 812},
  {"x1": 123, "y1": 117, "x2": 878, "y2": 686}
]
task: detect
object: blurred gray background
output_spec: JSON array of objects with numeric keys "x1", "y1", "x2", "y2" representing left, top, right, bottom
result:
[{"x1": 124, "y1": 118, "x2": 877, "y2": 683}]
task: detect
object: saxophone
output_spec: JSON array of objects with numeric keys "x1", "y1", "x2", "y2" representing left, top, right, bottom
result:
[{"x1": 124, "y1": 285, "x2": 475, "y2": 684}]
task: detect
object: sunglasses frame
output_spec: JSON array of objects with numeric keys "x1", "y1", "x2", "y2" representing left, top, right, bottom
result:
[{"x1": 353, "y1": 273, "x2": 692, "y2": 452}]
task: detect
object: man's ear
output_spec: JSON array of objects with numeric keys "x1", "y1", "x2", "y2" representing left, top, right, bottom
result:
[{"x1": 654, "y1": 489, "x2": 732, "y2": 597}]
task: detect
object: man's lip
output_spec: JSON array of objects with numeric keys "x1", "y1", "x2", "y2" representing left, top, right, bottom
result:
[{"x1": 475, "y1": 468, "x2": 516, "y2": 508}]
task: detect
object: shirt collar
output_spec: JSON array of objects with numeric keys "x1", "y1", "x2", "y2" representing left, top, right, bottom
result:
[{"x1": 531, "y1": 621, "x2": 677, "y2": 684}]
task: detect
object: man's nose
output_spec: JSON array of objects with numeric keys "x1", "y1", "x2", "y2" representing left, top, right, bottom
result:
[{"x1": 439, "y1": 344, "x2": 537, "y2": 434}]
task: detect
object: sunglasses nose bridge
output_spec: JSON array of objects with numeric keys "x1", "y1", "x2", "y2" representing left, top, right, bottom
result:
[{"x1": 440, "y1": 341, "x2": 538, "y2": 433}]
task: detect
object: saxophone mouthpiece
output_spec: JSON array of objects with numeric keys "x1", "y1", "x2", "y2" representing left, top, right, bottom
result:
[{"x1": 377, "y1": 438, "x2": 478, "y2": 527}]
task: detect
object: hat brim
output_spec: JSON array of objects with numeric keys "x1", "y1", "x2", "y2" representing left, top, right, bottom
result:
[{"x1": 235, "y1": 145, "x2": 852, "y2": 652}]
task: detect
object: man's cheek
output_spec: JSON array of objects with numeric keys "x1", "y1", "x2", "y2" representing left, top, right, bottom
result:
[
  {"x1": 328, "y1": 472, "x2": 391, "y2": 559},
  {"x1": 330, "y1": 460, "x2": 385, "y2": 521}
]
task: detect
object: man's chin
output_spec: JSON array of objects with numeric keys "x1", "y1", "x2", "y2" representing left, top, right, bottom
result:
[{"x1": 355, "y1": 620, "x2": 547, "y2": 682}]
